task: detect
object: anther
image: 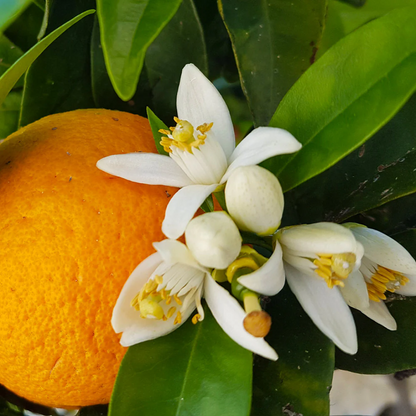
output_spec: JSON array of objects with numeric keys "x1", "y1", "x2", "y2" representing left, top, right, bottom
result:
[
  {"x1": 167, "y1": 307, "x2": 176, "y2": 319},
  {"x1": 192, "y1": 314, "x2": 201, "y2": 324},
  {"x1": 174, "y1": 311, "x2": 182, "y2": 325},
  {"x1": 174, "y1": 294, "x2": 182, "y2": 305}
]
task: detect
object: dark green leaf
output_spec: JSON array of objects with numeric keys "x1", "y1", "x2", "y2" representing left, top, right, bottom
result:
[
  {"x1": 110, "y1": 308, "x2": 252, "y2": 416},
  {"x1": 77, "y1": 405, "x2": 108, "y2": 416},
  {"x1": 267, "y1": 6, "x2": 416, "y2": 191},
  {"x1": 0, "y1": 398, "x2": 23, "y2": 416},
  {"x1": 146, "y1": 107, "x2": 169, "y2": 156},
  {"x1": 144, "y1": 0, "x2": 208, "y2": 123},
  {"x1": 0, "y1": 36, "x2": 23, "y2": 78},
  {"x1": 285, "y1": 93, "x2": 416, "y2": 225},
  {"x1": 252, "y1": 287, "x2": 334, "y2": 416},
  {"x1": 337, "y1": 0, "x2": 366, "y2": 7},
  {"x1": 0, "y1": 0, "x2": 31, "y2": 32},
  {"x1": 19, "y1": 1, "x2": 96, "y2": 126},
  {"x1": 0, "y1": 90, "x2": 21, "y2": 139},
  {"x1": 4, "y1": 3, "x2": 44, "y2": 51},
  {"x1": 219, "y1": 0, "x2": 328, "y2": 126},
  {"x1": 97, "y1": 0, "x2": 182, "y2": 101},
  {"x1": 90, "y1": 15, "x2": 153, "y2": 117},
  {"x1": 0, "y1": 9, "x2": 95, "y2": 109}
]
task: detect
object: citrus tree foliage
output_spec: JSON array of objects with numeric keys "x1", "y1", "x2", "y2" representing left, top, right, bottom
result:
[{"x1": 1, "y1": 0, "x2": 416, "y2": 415}]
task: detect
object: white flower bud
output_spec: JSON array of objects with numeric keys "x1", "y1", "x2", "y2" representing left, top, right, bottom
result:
[
  {"x1": 225, "y1": 165, "x2": 284, "y2": 235},
  {"x1": 185, "y1": 212, "x2": 242, "y2": 269}
]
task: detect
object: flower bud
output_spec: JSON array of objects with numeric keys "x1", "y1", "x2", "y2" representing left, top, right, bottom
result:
[
  {"x1": 225, "y1": 165, "x2": 284, "y2": 236},
  {"x1": 185, "y1": 212, "x2": 242, "y2": 269}
]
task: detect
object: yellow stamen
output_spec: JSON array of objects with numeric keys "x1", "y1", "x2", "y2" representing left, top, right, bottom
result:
[
  {"x1": 313, "y1": 253, "x2": 356, "y2": 288},
  {"x1": 166, "y1": 307, "x2": 176, "y2": 319},
  {"x1": 192, "y1": 314, "x2": 201, "y2": 324},
  {"x1": 166, "y1": 296, "x2": 172, "y2": 305},
  {"x1": 366, "y1": 266, "x2": 407, "y2": 301},
  {"x1": 174, "y1": 294, "x2": 182, "y2": 305},
  {"x1": 139, "y1": 298, "x2": 164, "y2": 320},
  {"x1": 160, "y1": 289, "x2": 167, "y2": 300},
  {"x1": 155, "y1": 275, "x2": 163, "y2": 285},
  {"x1": 174, "y1": 311, "x2": 182, "y2": 325}
]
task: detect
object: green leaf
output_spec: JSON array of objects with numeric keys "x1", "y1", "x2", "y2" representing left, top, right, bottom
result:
[
  {"x1": 252, "y1": 287, "x2": 334, "y2": 416},
  {"x1": 336, "y1": 229, "x2": 416, "y2": 374},
  {"x1": 200, "y1": 194, "x2": 214, "y2": 213},
  {"x1": 146, "y1": 107, "x2": 169, "y2": 156},
  {"x1": 267, "y1": 6, "x2": 416, "y2": 192},
  {"x1": 97, "y1": 0, "x2": 182, "y2": 101},
  {"x1": 19, "y1": 1, "x2": 96, "y2": 126},
  {"x1": 110, "y1": 308, "x2": 252, "y2": 416},
  {"x1": 0, "y1": 9, "x2": 95, "y2": 109},
  {"x1": 0, "y1": 36, "x2": 23, "y2": 78},
  {"x1": 0, "y1": 90, "x2": 21, "y2": 139},
  {"x1": 219, "y1": 0, "x2": 328, "y2": 126},
  {"x1": 144, "y1": 0, "x2": 208, "y2": 123},
  {"x1": 284, "y1": 93, "x2": 416, "y2": 225},
  {"x1": 0, "y1": 0, "x2": 31, "y2": 32}
]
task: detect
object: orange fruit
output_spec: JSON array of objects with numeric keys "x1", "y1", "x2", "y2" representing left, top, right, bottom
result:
[{"x1": 0, "y1": 109, "x2": 177, "y2": 408}]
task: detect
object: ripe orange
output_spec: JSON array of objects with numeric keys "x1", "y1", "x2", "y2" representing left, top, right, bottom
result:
[{"x1": 0, "y1": 109, "x2": 177, "y2": 408}]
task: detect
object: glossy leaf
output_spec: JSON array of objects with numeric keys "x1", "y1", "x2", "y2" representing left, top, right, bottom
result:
[
  {"x1": 144, "y1": 0, "x2": 208, "y2": 123},
  {"x1": 90, "y1": 16, "x2": 152, "y2": 117},
  {"x1": 0, "y1": 36, "x2": 23, "y2": 78},
  {"x1": 285, "y1": 94, "x2": 416, "y2": 225},
  {"x1": 319, "y1": 0, "x2": 416, "y2": 59},
  {"x1": 268, "y1": 6, "x2": 416, "y2": 191},
  {"x1": 252, "y1": 287, "x2": 334, "y2": 416},
  {"x1": 219, "y1": 0, "x2": 328, "y2": 126},
  {"x1": 0, "y1": 0, "x2": 31, "y2": 32},
  {"x1": 0, "y1": 9, "x2": 95, "y2": 109},
  {"x1": 0, "y1": 91, "x2": 21, "y2": 139},
  {"x1": 336, "y1": 229, "x2": 416, "y2": 374},
  {"x1": 97, "y1": 0, "x2": 182, "y2": 101},
  {"x1": 19, "y1": 1, "x2": 96, "y2": 126},
  {"x1": 146, "y1": 107, "x2": 169, "y2": 156},
  {"x1": 77, "y1": 405, "x2": 108, "y2": 416},
  {"x1": 109, "y1": 308, "x2": 252, "y2": 416}
]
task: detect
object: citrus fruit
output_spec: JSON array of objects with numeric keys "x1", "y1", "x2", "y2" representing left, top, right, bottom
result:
[{"x1": 0, "y1": 109, "x2": 177, "y2": 408}]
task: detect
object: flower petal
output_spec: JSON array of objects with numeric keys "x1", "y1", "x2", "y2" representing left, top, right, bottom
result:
[
  {"x1": 360, "y1": 301, "x2": 397, "y2": 331},
  {"x1": 238, "y1": 242, "x2": 285, "y2": 296},
  {"x1": 204, "y1": 275, "x2": 278, "y2": 360},
  {"x1": 339, "y1": 270, "x2": 370, "y2": 310},
  {"x1": 396, "y1": 274, "x2": 416, "y2": 296},
  {"x1": 162, "y1": 183, "x2": 218, "y2": 239},
  {"x1": 97, "y1": 153, "x2": 193, "y2": 187},
  {"x1": 120, "y1": 303, "x2": 195, "y2": 346},
  {"x1": 279, "y1": 222, "x2": 358, "y2": 255},
  {"x1": 112, "y1": 252, "x2": 163, "y2": 333},
  {"x1": 177, "y1": 64, "x2": 235, "y2": 159},
  {"x1": 350, "y1": 226, "x2": 416, "y2": 275},
  {"x1": 153, "y1": 239, "x2": 202, "y2": 269},
  {"x1": 222, "y1": 127, "x2": 301, "y2": 182},
  {"x1": 285, "y1": 263, "x2": 357, "y2": 354}
]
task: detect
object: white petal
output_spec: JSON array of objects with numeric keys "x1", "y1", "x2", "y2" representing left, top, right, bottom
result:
[
  {"x1": 222, "y1": 127, "x2": 301, "y2": 182},
  {"x1": 177, "y1": 64, "x2": 235, "y2": 159},
  {"x1": 396, "y1": 274, "x2": 416, "y2": 296},
  {"x1": 162, "y1": 183, "x2": 219, "y2": 239},
  {"x1": 238, "y1": 242, "x2": 285, "y2": 296},
  {"x1": 350, "y1": 227, "x2": 416, "y2": 275},
  {"x1": 204, "y1": 275, "x2": 278, "y2": 360},
  {"x1": 185, "y1": 212, "x2": 242, "y2": 269},
  {"x1": 339, "y1": 270, "x2": 370, "y2": 310},
  {"x1": 112, "y1": 252, "x2": 163, "y2": 333},
  {"x1": 360, "y1": 301, "x2": 397, "y2": 331},
  {"x1": 279, "y1": 223, "x2": 357, "y2": 255},
  {"x1": 120, "y1": 303, "x2": 195, "y2": 346},
  {"x1": 153, "y1": 239, "x2": 202, "y2": 269},
  {"x1": 225, "y1": 165, "x2": 284, "y2": 235},
  {"x1": 97, "y1": 153, "x2": 193, "y2": 187},
  {"x1": 285, "y1": 263, "x2": 357, "y2": 354}
]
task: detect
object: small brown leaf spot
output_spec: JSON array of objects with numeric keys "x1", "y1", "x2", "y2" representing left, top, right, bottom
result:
[
  {"x1": 310, "y1": 46, "x2": 318, "y2": 64},
  {"x1": 358, "y1": 145, "x2": 365, "y2": 158},
  {"x1": 377, "y1": 164, "x2": 386, "y2": 172}
]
